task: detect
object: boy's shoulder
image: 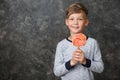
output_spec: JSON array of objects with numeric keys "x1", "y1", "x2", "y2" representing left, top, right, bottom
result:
[
  {"x1": 88, "y1": 37, "x2": 97, "y2": 41},
  {"x1": 55, "y1": 39, "x2": 69, "y2": 49},
  {"x1": 87, "y1": 37, "x2": 98, "y2": 44},
  {"x1": 56, "y1": 37, "x2": 98, "y2": 47},
  {"x1": 57, "y1": 37, "x2": 97, "y2": 44},
  {"x1": 57, "y1": 38, "x2": 68, "y2": 45}
]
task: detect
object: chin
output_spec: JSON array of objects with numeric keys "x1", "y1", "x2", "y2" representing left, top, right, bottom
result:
[
  {"x1": 72, "y1": 32, "x2": 81, "y2": 34},
  {"x1": 75, "y1": 30, "x2": 82, "y2": 33}
]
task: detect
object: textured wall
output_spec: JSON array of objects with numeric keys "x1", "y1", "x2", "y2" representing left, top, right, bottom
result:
[{"x1": 0, "y1": 0, "x2": 120, "y2": 80}]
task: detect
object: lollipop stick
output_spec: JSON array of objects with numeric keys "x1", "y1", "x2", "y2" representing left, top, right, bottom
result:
[{"x1": 77, "y1": 46, "x2": 80, "y2": 50}]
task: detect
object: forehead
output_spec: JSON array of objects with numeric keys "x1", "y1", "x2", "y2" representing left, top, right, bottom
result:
[{"x1": 68, "y1": 13, "x2": 85, "y2": 18}]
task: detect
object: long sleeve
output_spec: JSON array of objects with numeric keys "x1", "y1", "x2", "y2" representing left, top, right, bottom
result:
[
  {"x1": 89, "y1": 40, "x2": 104, "y2": 73},
  {"x1": 53, "y1": 38, "x2": 104, "y2": 80},
  {"x1": 53, "y1": 43, "x2": 69, "y2": 77}
]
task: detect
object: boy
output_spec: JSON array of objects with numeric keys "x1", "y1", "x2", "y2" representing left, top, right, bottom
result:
[{"x1": 53, "y1": 2, "x2": 104, "y2": 80}]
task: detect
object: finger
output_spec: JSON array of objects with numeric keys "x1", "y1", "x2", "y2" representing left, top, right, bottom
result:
[
  {"x1": 73, "y1": 52, "x2": 80, "y2": 56},
  {"x1": 73, "y1": 57, "x2": 80, "y2": 61},
  {"x1": 72, "y1": 57, "x2": 79, "y2": 62},
  {"x1": 75, "y1": 50, "x2": 82, "y2": 53},
  {"x1": 75, "y1": 55, "x2": 80, "y2": 58}
]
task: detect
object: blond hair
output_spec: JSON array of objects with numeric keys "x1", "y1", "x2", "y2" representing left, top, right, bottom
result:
[{"x1": 66, "y1": 2, "x2": 88, "y2": 19}]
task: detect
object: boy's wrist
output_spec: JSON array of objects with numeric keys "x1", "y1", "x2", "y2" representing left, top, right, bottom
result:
[
  {"x1": 70, "y1": 59, "x2": 78, "y2": 66},
  {"x1": 65, "y1": 60, "x2": 75, "y2": 70},
  {"x1": 70, "y1": 60, "x2": 75, "y2": 66},
  {"x1": 82, "y1": 58, "x2": 86, "y2": 65},
  {"x1": 82, "y1": 58, "x2": 91, "y2": 68}
]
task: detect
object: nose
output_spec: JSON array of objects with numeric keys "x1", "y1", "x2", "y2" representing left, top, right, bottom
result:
[{"x1": 74, "y1": 19, "x2": 78, "y2": 25}]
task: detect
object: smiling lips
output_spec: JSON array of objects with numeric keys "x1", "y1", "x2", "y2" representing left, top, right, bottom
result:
[
  {"x1": 72, "y1": 25, "x2": 79, "y2": 28},
  {"x1": 72, "y1": 33, "x2": 86, "y2": 47}
]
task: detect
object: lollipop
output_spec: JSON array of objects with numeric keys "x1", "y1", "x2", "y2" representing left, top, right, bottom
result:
[{"x1": 72, "y1": 33, "x2": 86, "y2": 47}]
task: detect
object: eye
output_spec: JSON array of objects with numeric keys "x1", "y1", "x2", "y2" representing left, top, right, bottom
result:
[
  {"x1": 78, "y1": 18, "x2": 84, "y2": 20},
  {"x1": 69, "y1": 18, "x2": 74, "y2": 20}
]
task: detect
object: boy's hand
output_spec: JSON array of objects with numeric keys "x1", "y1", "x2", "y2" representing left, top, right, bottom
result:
[
  {"x1": 70, "y1": 58, "x2": 78, "y2": 66},
  {"x1": 70, "y1": 48, "x2": 86, "y2": 66}
]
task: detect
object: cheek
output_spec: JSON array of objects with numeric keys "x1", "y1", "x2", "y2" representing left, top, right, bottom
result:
[
  {"x1": 67, "y1": 25, "x2": 71, "y2": 29},
  {"x1": 79, "y1": 22, "x2": 86, "y2": 26},
  {"x1": 66, "y1": 21, "x2": 71, "y2": 27}
]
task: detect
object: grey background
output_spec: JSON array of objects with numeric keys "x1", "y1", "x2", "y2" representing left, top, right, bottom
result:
[{"x1": 0, "y1": 0, "x2": 120, "y2": 80}]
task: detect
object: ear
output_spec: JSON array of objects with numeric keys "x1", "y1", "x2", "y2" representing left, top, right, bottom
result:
[
  {"x1": 85, "y1": 19, "x2": 89, "y2": 26},
  {"x1": 65, "y1": 19, "x2": 68, "y2": 26}
]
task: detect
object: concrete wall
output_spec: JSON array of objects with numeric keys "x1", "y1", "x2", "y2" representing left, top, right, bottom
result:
[{"x1": 0, "y1": 0, "x2": 120, "y2": 80}]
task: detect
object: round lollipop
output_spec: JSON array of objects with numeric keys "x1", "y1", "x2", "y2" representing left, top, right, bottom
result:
[{"x1": 72, "y1": 33, "x2": 87, "y2": 47}]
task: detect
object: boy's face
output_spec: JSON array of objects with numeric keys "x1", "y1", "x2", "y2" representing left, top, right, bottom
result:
[{"x1": 65, "y1": 13, "x2": 89, "y2": 34}]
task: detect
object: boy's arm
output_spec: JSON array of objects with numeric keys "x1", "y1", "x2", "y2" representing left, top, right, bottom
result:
[
  {"x1": 53, "y1": 43, "x2": 70, "y2": 77},
  {"x1": 88, "y1": 40, "x2": 104, "y2": 73}
]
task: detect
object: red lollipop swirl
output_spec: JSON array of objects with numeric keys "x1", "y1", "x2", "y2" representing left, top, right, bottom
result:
[{"x1": 72, "y1": 33, "x2": 87, "y2": 47}]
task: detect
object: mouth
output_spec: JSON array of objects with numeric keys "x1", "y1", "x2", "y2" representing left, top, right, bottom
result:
[{"x1": 72, "y1": 26, "x2": 79, "y2": 29}]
